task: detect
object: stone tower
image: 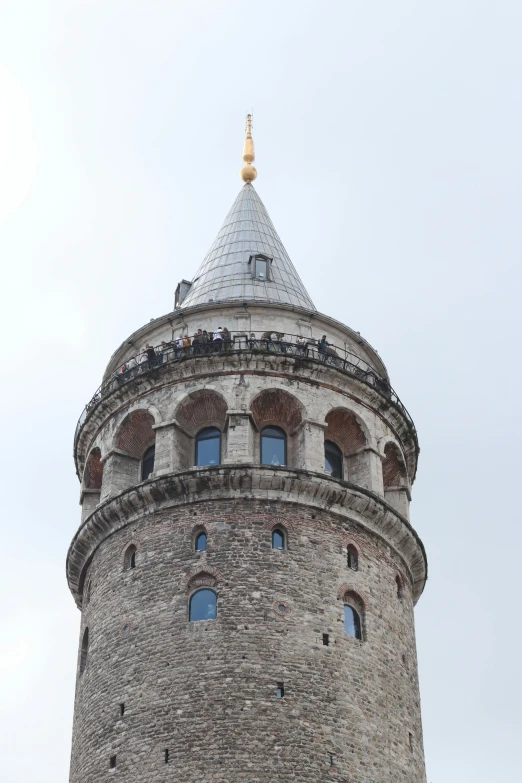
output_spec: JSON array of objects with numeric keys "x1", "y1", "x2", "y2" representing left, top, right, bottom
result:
[{"x1": 68, "y1": 116, "x2": 427, "y2": 782}]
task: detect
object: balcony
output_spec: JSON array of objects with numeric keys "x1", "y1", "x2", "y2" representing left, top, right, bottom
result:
[{"x1": 75, "y1": 331, "x2": 416, "y2": 451}]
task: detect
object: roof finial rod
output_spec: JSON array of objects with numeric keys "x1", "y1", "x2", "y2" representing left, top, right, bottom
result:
[{"x1": 240, "y1": 113, "x2": 257, "y2": 183}]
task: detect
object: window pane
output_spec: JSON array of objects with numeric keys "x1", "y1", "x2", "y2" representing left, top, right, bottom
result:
[
  {"x1": 261, "y1": 427, "x2": 286, "y2": 466},
  {"x1": 142, "y1": 445, "x2": 155, "y2": 480},
  {"x1": 196, "y1": 428, "x2": 221, "y2": 466},
  {"x1": 189, "y1": 589, "x2": 217, "y2": 621},
  {"x1": 256, "y1": 259, "x2": 267, "y2": 279},
  {"x1": 344, "y1": 605, "x2": 362, "y2": 639},
  {"x1": 272, "y1": 530, "x2": 285, "y2": 549},
  {"x1": 325, "y1": 441, "x2": 342, "y2": 479},
  {"x1": 195, "y1": 532, "x2": 207, "y2": 551}
]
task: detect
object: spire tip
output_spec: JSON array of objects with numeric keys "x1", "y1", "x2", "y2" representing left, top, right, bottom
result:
[{"x1": 240, "y1": 113, "x2": 257, "y2": 182}]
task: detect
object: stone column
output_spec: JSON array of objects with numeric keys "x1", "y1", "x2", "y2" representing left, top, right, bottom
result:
[
  {"x1": 384, "y1": 485, "x2": 411, "y2": 521},
  {"x1": 100, "y1": 449, "x2": 140, "y2": 501},
  {"x1": 346, "y1": 447, "x2": 384, "y2": 493},
  {"x1": 223, "y1": 410, "x2": 255, "y2": 464},
  {"x1": 80, "y1": 488, "x2": 100, "y2": 523},
  {"x1": 294, "y1": 419, "x2": 327, "y2": 473},
  {"x1": 153, "y1": 419, "x2": 192, "y2": 473}
]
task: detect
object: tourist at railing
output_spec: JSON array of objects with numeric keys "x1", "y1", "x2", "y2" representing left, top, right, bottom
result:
[
  {"x1": 318, "y1": 335, "x2": 329, "y2": 361},
  {"x1": 76, "y1": 329, "x2": 408, "y2": 440},
  {"x1": 296, "y1": 335, "x2": 307, "y2": 356}
]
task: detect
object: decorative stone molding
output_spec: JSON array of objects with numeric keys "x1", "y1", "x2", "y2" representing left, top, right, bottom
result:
[{"x1": 67, "y1": 466, "x2": 427, "y2": 610}]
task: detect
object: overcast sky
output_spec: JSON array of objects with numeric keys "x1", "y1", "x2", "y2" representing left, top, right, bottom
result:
[{"x1": 1, "y1": 1, "x2": 521, "y2": 781}]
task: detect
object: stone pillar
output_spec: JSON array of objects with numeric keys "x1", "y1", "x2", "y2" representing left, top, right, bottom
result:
[
  {"x1": 294, "y1": 419, "x2": 327, "y2": 473},
  {"x1": 223, "y1": 410, "x2": 255, "y2": 464},
  {"x1": 100, "y1": 449, "x2": 140, "y2": 501},
  {"x1": 346, "y1": 447, "x2": 384, "y2": 493},
  {"x1": 384, "y1": 485, "x2": 411, "y2": 521},
  {"x1": 80, "y1": 488, "x2": 100, "y2": 523},
  {"x1": 152, "y1": 419, "x2": 192, "y2": 472}
]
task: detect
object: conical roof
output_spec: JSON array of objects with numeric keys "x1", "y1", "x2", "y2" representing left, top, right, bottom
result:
[{"x1": 180, "y1": 183, "x2": 315, "y2": 310}]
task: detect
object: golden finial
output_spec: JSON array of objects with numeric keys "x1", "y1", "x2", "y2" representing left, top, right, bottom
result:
[{"x1": 240, "y1": 113, "x2": 257, "y2": 183}]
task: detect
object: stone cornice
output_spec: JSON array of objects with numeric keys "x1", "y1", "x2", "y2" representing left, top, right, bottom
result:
[{"x1": 67, "y1": 465, "x2": 427, "y2": 610}]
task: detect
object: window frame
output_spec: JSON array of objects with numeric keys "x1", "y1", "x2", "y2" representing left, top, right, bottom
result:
[
  {"x1": 271, "y1": 528, "x2": 286, "y2": 550},
  {"x1": 324, "y1": 439, "x2": 343, "y2": 479},
  {"x1": 195, "y1": 531, "x2": 207, "y2": 552},
  {"x1": 343, "y1": 604, "x2": 363, "y2": 640},
  {"x1": 260, "y1": 425, "x2": 287, "y2": 467},
  {"x1": 249, "y1": 253, "x2": 273, "y2": 281},
  {"x1": 141, "y1": 444, "x2": 155, "y2": 481},
  {"x1": 188, "y1": 588, "x2": 218, "y2": 622},
  {"x1": 195, "y1": 426, "x2": 222, "y2": 467}
]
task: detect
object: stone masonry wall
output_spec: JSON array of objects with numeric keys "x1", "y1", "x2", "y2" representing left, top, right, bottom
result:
[{"x1": 71, "y1": 497, "x2": 426, "y2": 783}]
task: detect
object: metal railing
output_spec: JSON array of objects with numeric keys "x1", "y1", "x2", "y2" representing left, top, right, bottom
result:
[{"x1": 74, "y1": 331, "x2": 416, "y2": 446}]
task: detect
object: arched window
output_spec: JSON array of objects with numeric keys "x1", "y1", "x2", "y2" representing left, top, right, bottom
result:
[
  {"x1": 195, "y1": 427, "x2": 221, "y2": 467},
  {"x1": 79, "y1": 627, "x2": 89, "y2": 675},
  {"x1": 272, "y1": 528, "x2": 286, "y2": 550},
  {"x1": 325, "y1": 440, "x2": 343, "y2": 479},
  {"x1": 347, "y1": 544, "x2": 358, "y2": 571},
  {"x1": 343, "y1": 605, "x2": 362, "y2": 640},
  {"x1": 261, "y1": 426, "x2": 287, "y2": 466},
  {"x1": 189, "y1": 588, "x2": 217, "y2": 621},
  {"x1": 141, "y1": 445, "x2": 155, "y2": 480},
  {"x1": 195, "y1": 532, "x2": 207, "y2": 552},
  {"x1": 124, "y1": 544, "x2": 137, "y2": 571}
]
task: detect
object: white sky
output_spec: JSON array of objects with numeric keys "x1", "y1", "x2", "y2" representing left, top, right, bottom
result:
[{"x1": 1, "y1": 1, "x2": 521, "y2": 781}]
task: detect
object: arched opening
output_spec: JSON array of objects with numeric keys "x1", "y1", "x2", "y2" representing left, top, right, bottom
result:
[
  {"x1": 84, "y1": 447, "x2": 103, "y2": 489},
  {"x1": 324, "y1": 409, "x2": 368, "y2": 487},
  {"x1": 272, "y1": 528, "x2": 286, "y2": 550},
  {"x1": 124, "y1": 544, "x2": 137, "y2": 570},
  {"x1": 382, "y1": 442, "x2": 407, "y2": 488},
  {"x1": 343, "y1": 605, "x2": 362, "y2": 640},
  {"x1": 261, "y1": 426, "x2": 287, "y2": 466},
  {"x1": 347, "y1": 544, "x2": 358, "y2": 571},
  {"x1": 195, "y1": 531, "x2": 207, "y2": 552},
  {"x1": 79, "y1": 627, "x2": 89, "y2": 675},
  {"x1": 325, "y1": 440, "x2": 343, "y2": 479},
  {"x1": 195, "y1": 427, "x2": 221, "y2": 467},
  {"x1": 189, "y1": 588, "x2": 217, "y2": 621},
  {"x1": 175, "y1": 390, "x2": 228, "y2": 470},
  {"x1": 141, "y1": 444, "x2": 155, "y2": 480},
  {"x1": 250, "y1": 388, "x2": 303, "y2": 468}
]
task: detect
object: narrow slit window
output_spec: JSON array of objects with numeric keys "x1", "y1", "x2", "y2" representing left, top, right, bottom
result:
[
  {"x1": 276, "y1": 682, "x2": 285, "y2": 698},
  {"x1": 322, "y1": 633, "x2": 329, "y2": 646},
  {"x1": 272, "y1": 528, "x2": 285, "y2": 550},
  {"x1": 343, "y1": 605, "x2": 362, "y2": 640},
  {"x1": 124, "y1": 544, "x2": 137, "y2": 571},
  {"x1": 409, "y1": 732, "x2": 414, "y2": 752},
  {"x1": 164, "y1": 749, "x2": 170, "y2": 764},
  {"x1": 79, "y1": 627, "x2": 89, "y2": 675},
  {"x1": 141, "y1": 444, "x2": 155, "y2": 480},
  {"x1": 109, "y1": 755, "x2": 117, "y2": 769},
  {"x1": 119, "y1": 703, "x2": 125, "y2": 716},
  {"x1": 195, "y1": 531, "x2": 207, "y2": 552},
  {"x1": 347, "y1": 545, "x2": 358, "y2": 571}
]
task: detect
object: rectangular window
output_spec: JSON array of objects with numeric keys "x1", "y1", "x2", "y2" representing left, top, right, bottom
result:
[
  {"x1": 119, "y1": 703, "x2": 125, "y2": 716},
  {"x1": 256, "y1": 258, "x2": 268, "y2": 279},
  {"x1": 276, "y1": 682, "x2": 285, "y2": 698},
  {"x1": 322, "y1": 633, "x2": 329, "y2": 646},
  {"x1": 164, "y1": 749, "x2": 170, "y2": 764},
  {"x1": 109, "y1": 755, "x2": 117, "y2": 769}
]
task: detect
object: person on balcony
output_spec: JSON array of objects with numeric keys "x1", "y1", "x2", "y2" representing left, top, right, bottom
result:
[
  {"x1": 296, "y1": 335, "x2": 307, "y2": 356},
  {"x1": 213, "y1": 327, "x2": 224, "y2": 351},
  {"x1": 249, "y1": 332, "x2": 258, "y2": 349},
  {"x1": 318, "y1": 335, "x2": 329, "y2": 361},
  {"x1": 200, "y1": 330, "x2": 209, "y2": 352}
]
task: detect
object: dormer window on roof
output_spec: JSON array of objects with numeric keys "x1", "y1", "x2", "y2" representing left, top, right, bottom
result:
[{"x1": 250, "y1": 253, "x2": 272, "y2": 281}]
